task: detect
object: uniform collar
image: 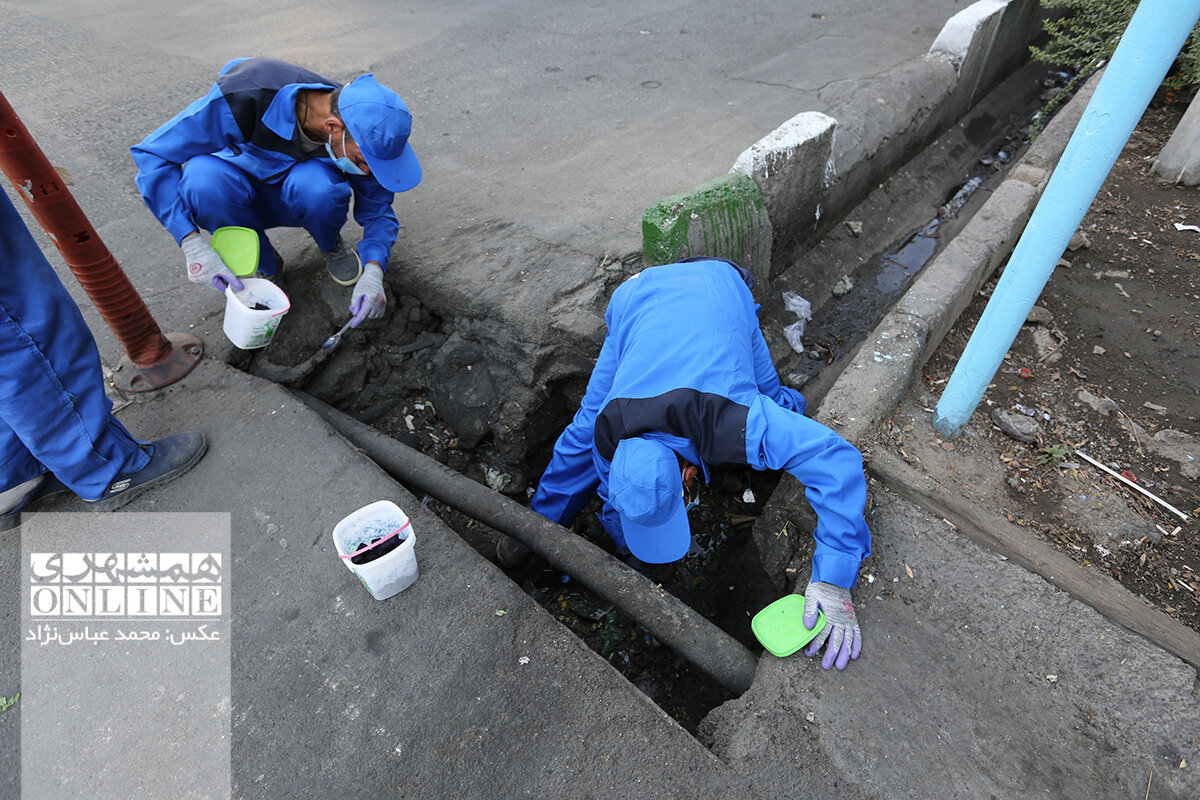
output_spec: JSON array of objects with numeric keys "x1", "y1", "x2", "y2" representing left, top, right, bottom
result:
[{"x1": 263, "y1": 82, "x2": 339, "y2": 140}]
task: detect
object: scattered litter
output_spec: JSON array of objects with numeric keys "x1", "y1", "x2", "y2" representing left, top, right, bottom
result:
[
  {"x1": 1114, "y1": 282, "x2": 1130, "y2": 298},
  {"x1": 992, "y1": 408, "x2": 1042, "y2": 443},
  {"x1": 866, "y1": 573, "x2": 876, "y2": 584},
  {"x1": 1046, "y1": 674, "x2": 1058, "y2": 684},
  {"x1": 742, "y1": 488, "x2": 756, "y2": 504},
  {"x1": 1092, "y1": 269, "x2": 1130, "y2": 280},
  {"x1": 1013, "y1": 404, "x2": 1051, "y2": 421},
  {"x1": 846, "y1": 220, "x2": 863, "y2": 237},
  {"x1": 1142, "y1": 401, "x2": 1167, "y2": 415},
  {"x1": 1067, "y1": 230, "x2": 1091, "y2": 250},
  {"x1": 831, "y1": 274, "x2": 854, "y2": 298},
  {"x1": 404, "y1": 414, "x2": 415, "y2": 432},
  {"x1": 1017, "y1": 367, "x2": 1033, "y2": 379},
  {"x1": 1056, "y1": 257, "x2": 1071, "y2": 268},
  {"x1": 1120, "y1": 470, "x2": 1137, "y2": 482},
  {"x1": 1173, "y1": 222, "x2": 1200, "y2": 233},
  {"x1": 518, "y1": 656, "x2": 530, "y2": 665},
  {"x1": 1074, "y1": 450, "x2": 1188, "y2": 522},
  {"x1": 1092, "y1": 345, "x2": 1106, "y2": 355},
  {"x1": 494, "y1": 609, "x2": 508, "y2": 616},
  {"x1": 904, "y1": 564, "x2": 914, "y2": 579},
  {"x1": 781, "y1": 291, "x2": 812, "y2": 353}
]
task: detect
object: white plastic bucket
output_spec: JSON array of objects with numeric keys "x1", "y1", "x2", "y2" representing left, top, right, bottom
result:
[
  {"x1": 331, "y1": 500, "x2": 418, "y2": 601},
  {"x1": 222, "y1": 278, "x2": 290, "y2": 349}
]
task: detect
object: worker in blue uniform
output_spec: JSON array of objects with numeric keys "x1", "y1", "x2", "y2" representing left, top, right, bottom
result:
[
  {"x1": 131, "y1": 57, "x2": 421, "y2": 328},
  {"x1": 520, "y1": 258, "x2": 872, "y2": 670},
  {"x1": 0, "y1": 189, "x2": 207, "y2": 531}
]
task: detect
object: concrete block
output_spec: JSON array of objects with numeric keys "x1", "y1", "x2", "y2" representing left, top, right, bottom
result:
[
  {"x1": 641, "y1": 173, "x2": 773, "y2": 285},
  {"x1": 929, "y1": 0, "x2": 1008, "y2": 74},
  {"x1": 730, "y1": 112, "x2": 836, "y2": 279},
  {"x1": 929, "y1": 0, "x2": 1044, "y2": 110},
  {"x1": 1152, "y1": 91, "x2": 1200, "y2": 184}
]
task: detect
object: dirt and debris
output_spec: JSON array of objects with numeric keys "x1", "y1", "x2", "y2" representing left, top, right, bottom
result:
[{"x1": 900, "y1": 100, "x2": 1199, "y2": 631}]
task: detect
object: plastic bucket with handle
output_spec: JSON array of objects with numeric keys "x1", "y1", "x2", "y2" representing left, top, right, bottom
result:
[
  {"x1": 222, "y1": 278, "x2": 290, "y2": 350},
  {"x1": 331, "y1": 500, "x2": 418, "y2": 601}
]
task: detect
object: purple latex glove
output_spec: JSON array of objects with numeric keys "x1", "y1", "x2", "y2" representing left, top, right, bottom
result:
[
  {"x1": 802, "y1": 579, "x2": 861, "y2": 670},
  {"x1": 349, "y1": 262, "x2": 386, "y2": 327}
]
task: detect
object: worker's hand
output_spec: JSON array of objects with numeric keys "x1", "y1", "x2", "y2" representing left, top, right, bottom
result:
[
  {"x1": 349, "y1": 262, "x2": 386, "y2": 327},
  {"x1": 181, "y1": 232, "x2": 243, "y2": 293},
  {"x1": 802, "y1": 580, "x2": 861, "y2": 670}
]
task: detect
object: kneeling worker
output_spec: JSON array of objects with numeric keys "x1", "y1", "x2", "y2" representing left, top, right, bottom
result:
[
  {"x1": 131, "y1": 57, "x2": 421, "y2": 329},
  {"x1": 520, "y1": 258, "x2": 872, "y2": 671}
]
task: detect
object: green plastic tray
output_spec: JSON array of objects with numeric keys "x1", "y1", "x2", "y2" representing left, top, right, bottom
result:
[
  {"x1": 751, "y1": 594, "x2": 826, "y2": 657},
  {"x1": 210, "y1": 226, "x2": 260, "y2": 278}
]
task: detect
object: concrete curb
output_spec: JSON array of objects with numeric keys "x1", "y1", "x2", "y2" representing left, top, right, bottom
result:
[
  {"x1": 642, "y1": 174, "x2": 773, "y2": 285},
  {"x1": 814, "y1": 71, "x2": 1101, "y2": 441},
  {"x1": 642, "y1": 0, "x2": 1045, "y2": 292}
]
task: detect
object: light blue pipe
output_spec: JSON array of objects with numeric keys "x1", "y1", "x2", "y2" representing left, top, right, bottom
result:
[{"x1": 934, "y1": 0, "x2": 1200, "y2": 438}]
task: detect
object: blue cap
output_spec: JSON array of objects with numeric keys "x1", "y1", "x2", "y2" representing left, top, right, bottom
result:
[
  {"x1": 339, "y1": 75, "x2": 422, "y2": 193},
  {"x1": 609, "y1": 438, "x2": 690, "y2": 564}
]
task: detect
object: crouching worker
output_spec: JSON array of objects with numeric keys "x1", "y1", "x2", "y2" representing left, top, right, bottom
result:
[
  {"x1": 512, "y1": 258, "x2": 872, "y2": 671},
  {"x1": 131, "y1": 57, "x2": 421, "y2": 329}
]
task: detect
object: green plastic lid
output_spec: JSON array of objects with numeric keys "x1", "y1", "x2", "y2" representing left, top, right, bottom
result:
[
  {"x1": 210, "y1": 226, "x2": 260, "y2": 278},
  {"x1": 751, "y1": 594, "x2": 826, "y2": 658}
]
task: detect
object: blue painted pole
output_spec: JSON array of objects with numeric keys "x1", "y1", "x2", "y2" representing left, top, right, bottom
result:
[{"x1": 933, "y1": 0, "x2": 1200, "y2": 438}]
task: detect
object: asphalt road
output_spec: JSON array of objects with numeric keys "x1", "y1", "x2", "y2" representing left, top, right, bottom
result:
[{"x1": 1, "y1": 0, "x2": 967, "y2": 338}]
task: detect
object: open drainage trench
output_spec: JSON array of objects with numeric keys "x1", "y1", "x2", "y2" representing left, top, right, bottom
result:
[{"x1": 234, "y1": 66, "x2": 1067, "y2": 734}]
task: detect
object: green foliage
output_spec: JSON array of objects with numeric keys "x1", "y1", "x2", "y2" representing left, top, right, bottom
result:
[
  {"x1": 1031, "y1": 0, "x2": 1200, "y2": 98},
  {"x1": 0, "y1": 693, "x2": 19, "y2": 714},
  {"x1": 1037, "y1": 442, "x2": 1071, "y2": 466}
]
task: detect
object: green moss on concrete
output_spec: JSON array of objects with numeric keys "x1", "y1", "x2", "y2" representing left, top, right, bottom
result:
[{"x1": 642, "y1": 174, "x2": 766, "y2": 267}]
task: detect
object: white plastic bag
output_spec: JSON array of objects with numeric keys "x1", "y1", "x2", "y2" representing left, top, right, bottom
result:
[{"x1": 781, "y1": 291, "x2": 812, "y2": 353}]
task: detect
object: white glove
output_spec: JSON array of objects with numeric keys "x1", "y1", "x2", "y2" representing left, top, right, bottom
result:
[
  {"x1": 349, "y1": 262, "x2": 386, "y2": 327},
  {"x1": 181, "y1": 232, "x2": 243, "y2": 293}
]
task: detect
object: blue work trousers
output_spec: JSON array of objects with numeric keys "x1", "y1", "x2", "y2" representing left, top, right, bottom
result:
[
  {"x1": 179, "y1": 156, "x2": 350, "y2": 274},
  {"x1": 0, "y1": 190, "x2": 149, "y2": 499}
]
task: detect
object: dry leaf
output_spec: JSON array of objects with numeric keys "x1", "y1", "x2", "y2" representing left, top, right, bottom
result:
[
  {"x1": 904, "y1": 564, "x2": 914, "y2": 579},
  {"x1": 52, "y1": 165, "x2": 73, "y2": 185}
]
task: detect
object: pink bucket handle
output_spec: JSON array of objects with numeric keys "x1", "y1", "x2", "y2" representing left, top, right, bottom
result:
[{"x1": 339, "y1": 520, "x2": 411, "y2": 559}]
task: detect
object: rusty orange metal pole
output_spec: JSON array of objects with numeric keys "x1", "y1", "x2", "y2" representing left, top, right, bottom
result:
[{"x1": 0, "y1": 89, "x2": 202, "y2": 392}]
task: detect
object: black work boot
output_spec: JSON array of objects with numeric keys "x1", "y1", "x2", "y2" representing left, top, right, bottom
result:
[
  {"x1": 323, "y1": 236, "x2": 362, "y2": 286},
  {"x1": 85, "y1": 431, "x2": 208, "y2": 513}
]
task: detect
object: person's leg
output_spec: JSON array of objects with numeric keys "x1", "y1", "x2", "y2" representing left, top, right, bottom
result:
[
  {"x1": 273, "y1": 160, "x2": 361, "y2": 284},
  {"x1": 275, "y1": 159, "x2": 350, "y2": 252},
  {"x1": 179, "y1": 154, "x2": 282, "y2": 275},
  {"x1": 0, "y1": 190, "x2": 151, "y2": 501}
]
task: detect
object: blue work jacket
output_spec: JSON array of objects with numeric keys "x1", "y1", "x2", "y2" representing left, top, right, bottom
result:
[
  {"x1": 531, "y1": 259, "x2": 872, "y2": 589},
  {"x1": 130, "y1": 58, "x2": 399, "y2": 268}
]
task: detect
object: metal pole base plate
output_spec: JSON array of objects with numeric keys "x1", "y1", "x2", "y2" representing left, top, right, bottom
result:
[{"x1": 111, "y1": 332, "x2": 204, "y2": 393}]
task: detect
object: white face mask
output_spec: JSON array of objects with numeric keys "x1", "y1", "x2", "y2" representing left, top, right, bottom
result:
[{"x1": 325, "y1": 129, "x2": 366, "y2": 176}]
